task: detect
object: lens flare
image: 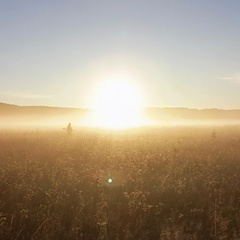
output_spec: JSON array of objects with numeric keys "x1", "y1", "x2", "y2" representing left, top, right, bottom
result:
[{"x1": 107, "y1": 178, "x2": 113, "y2": 183}]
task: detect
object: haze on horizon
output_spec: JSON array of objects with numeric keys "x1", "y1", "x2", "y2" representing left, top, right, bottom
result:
[{"x1": 1, "y1": 0, "x2": 240, "y2": 110}]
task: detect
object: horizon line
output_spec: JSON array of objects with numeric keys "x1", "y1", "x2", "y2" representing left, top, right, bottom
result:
[{"x1": 1, "y1": 101, "x2": 240, "y2": 111}]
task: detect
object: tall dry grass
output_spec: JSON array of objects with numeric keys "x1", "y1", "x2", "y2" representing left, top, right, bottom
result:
[{"x1": 0, "y1": 126, "x2": 240, "y2": 239}]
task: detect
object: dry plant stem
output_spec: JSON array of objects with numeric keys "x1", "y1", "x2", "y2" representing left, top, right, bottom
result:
[
  {"x1": 14, "y1": 229, "x2": 22, "y2": 240},
  {"x1": 9, "y1": 213, "x2": 15, "y2": 235},
  {"x1": 30, "y1": 218, "x2": 49, "y2": 240}
]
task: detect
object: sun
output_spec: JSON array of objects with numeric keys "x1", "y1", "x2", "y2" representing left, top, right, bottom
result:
[{"x1": 91, "y1": 74, "x2": 145, "y2": 129}]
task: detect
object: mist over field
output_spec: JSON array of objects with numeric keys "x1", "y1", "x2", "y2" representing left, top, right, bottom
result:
[{"x1": 1, "y1": 102, "x2": 240, "y2": 129}]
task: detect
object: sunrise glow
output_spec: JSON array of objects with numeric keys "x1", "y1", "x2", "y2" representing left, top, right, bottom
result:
[{"x1": 90, "y1": 74, "x2": 146, "y2": 129}]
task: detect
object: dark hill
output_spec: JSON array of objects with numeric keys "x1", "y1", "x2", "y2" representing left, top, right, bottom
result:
[
  {"x1": 145, "y1": 107, "x2": 240, "y2": 122},
  {"x1": 0, "y1": 102, "x2": 89, "y2": 128}
]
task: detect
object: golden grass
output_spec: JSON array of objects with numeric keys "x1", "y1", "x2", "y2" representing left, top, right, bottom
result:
[{"x1": 0, "y1": 126, "x2": 240, "y2": 239}]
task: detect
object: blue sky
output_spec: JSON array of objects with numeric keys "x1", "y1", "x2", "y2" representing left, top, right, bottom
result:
[{"x1": 1, "y1": 0, "x2": 240, "y2": 109}]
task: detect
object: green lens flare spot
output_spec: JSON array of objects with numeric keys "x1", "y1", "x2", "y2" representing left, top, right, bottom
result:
[{"x1": 108, "y1": 178, "x2": 113, "y2": 183}]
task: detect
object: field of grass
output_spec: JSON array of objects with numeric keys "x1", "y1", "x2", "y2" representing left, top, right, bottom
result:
[{"x1": 1, "y1": 126, "x2": 240, "y2": 240}]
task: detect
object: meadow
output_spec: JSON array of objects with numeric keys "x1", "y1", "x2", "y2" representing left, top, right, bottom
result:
[{"x1": 0, "y1": 126, "x2": 240, "y2": 240}]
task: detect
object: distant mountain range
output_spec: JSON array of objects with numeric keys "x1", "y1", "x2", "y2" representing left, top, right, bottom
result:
[
  {"x1": 0, "y1": 102, "x2": 89, "y2": 127},
  {"x1": 145, "y1": 107, "x2": 240, "y2": 122},
  {"x1": 0, "y1": 102, "x2": 88, "y2": 116},
  {"x1": 1, "y1": 102, "x2": 240, "y2": 127}
]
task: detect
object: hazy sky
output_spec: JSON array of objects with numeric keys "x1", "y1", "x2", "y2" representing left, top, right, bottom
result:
[{"x1": 1, "y1": 0, "x2": 240, "y2": 109}]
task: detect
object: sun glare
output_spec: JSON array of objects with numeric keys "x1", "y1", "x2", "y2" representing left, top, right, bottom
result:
[{"x1": 91, "y1": 74, "x2": 145, "y2": 129}]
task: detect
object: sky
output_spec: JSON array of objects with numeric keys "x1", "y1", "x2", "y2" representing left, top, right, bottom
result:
[{"x1": 1, "y1": 0, "x2": 240, "y2": 109}]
